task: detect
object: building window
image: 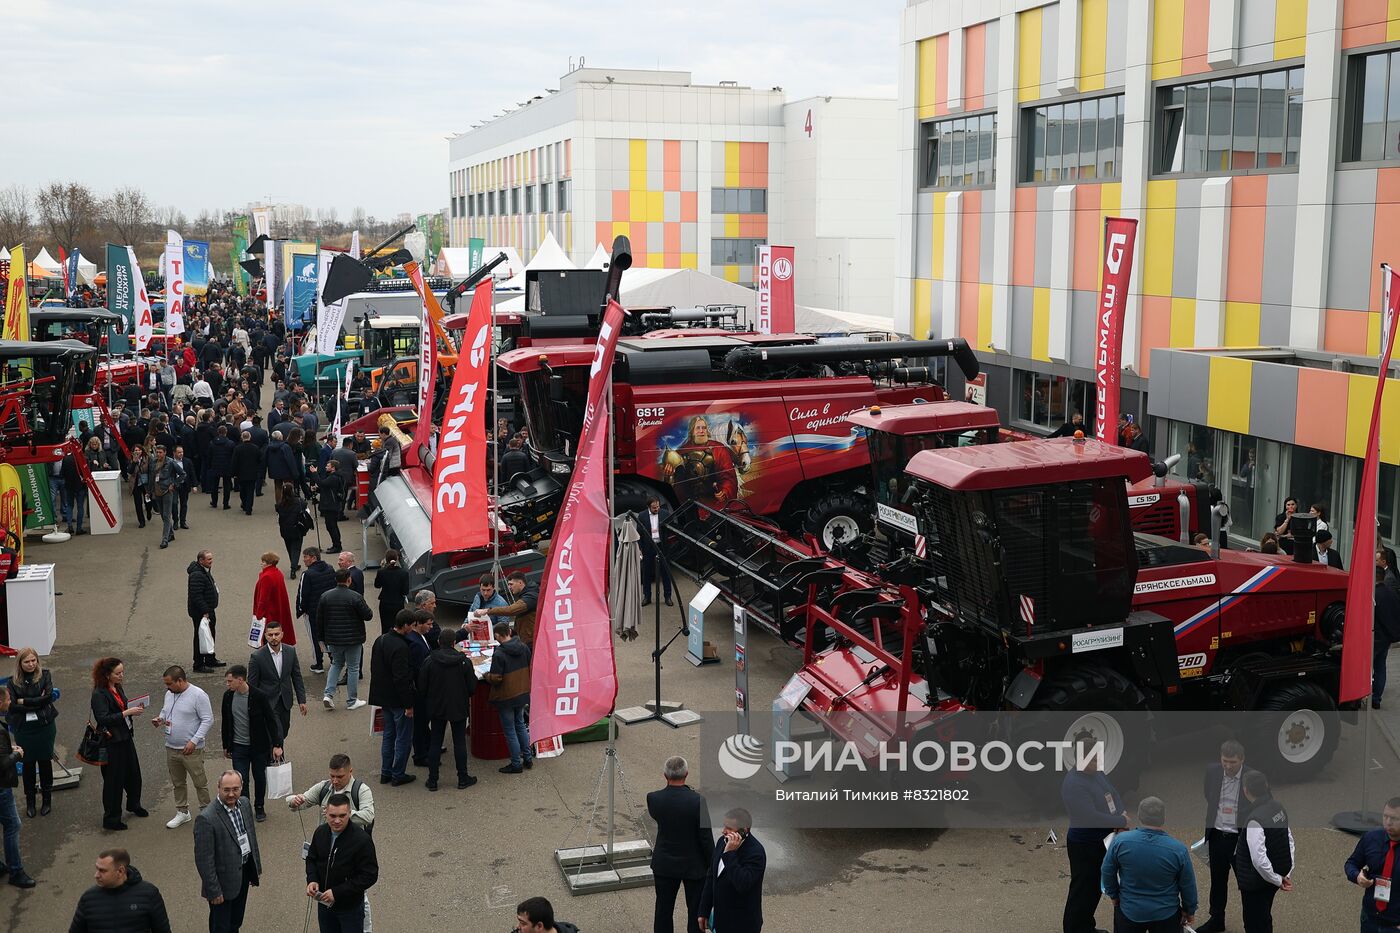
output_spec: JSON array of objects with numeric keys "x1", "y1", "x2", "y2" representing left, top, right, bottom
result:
[
  {"x1": 710, "y1": 188, "x2": 768, "y2": 213},
  {"x1": 1342, "y1": 49, "x2": 1400, "y2": 163},
  {"x1": 1012, "y1": 369, "x2": 1093, "y2": 432},
  {"x1": 1156, "y1": 66, "x2": 1303, "y2": 174},
  {"x1": 477, "y1": 193, "x2": 484, "y2": 216},
  {"x1": 511, "y1": 187, "x2": 521, "y2": 214},
  {"x1": 540, "y1": 182, "x2": 551, "y2": 213},
  {"x1": 1021, "y1": 94, "x2": 1123, "y2": 183},
  {"x1": 525, "y1": 185, "x2": 535, "y2": 214},
  {"x1": 920, "y1": 111, "x2": 998, "y2": 189},
  {"x1": 487, "y1": 191, "x2": 495, "y2": 216},
  {"x1": 557, "y1": 179, "x2": 571, "y2": 213},
  {"x1": 711, "y1": 238, "x2": 766, "y2": 265}
]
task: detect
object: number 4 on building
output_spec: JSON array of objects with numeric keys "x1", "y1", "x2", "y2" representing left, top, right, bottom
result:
[{"x1": 804, "y1": 109, "x2": 813, "y2": 138}]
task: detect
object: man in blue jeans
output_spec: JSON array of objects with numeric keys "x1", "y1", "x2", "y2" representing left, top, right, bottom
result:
[
  {"x1": 368, "y1": 610, "x2": 418, "y2": 786},
  {"x1": 485, "y1": 622, "x2": 533, "y2": 774},
  {"x1": 317, "y1": 570, "x2": 371, "y2": 712},
  {"x1": 0, "y1": 690, "x2": 36, "y2": 887}
]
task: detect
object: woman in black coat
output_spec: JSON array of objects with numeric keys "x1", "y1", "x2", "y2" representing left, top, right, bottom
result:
[
  {"x1": 275, "y1": 482, "x2": 309, "y2": 576},
  {"x1": 8, "y1": 648, "x2": 56, "y2": 816},
  {"x1": 90, "y1": 657, "x2": 146, "y2": 831},
  {"x1": 373, "y1": 549, "x2": 412, "y2": 635}
]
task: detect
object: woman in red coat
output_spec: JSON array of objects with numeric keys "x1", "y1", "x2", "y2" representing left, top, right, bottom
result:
[{"x1": 252, "y1": 551, "x2": 295, "y2": 645}]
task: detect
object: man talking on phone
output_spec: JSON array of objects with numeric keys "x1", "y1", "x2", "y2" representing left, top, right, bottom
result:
[{"x1": 698, "y1": 808, "x2": 766, "y2": 933}]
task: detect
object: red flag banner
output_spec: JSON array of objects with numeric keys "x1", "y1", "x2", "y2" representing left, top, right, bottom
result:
[
  {"x1": 432, "y1": 278, "x2": 493, "y2": 552},
  {"x1": 756, "y1": 245, "x2": 796, "y2": 334},
  {"x1": 529, "y1": 299, "x2": 626, "y2": 742},
  {"x1": 1094, "y1": 218, "x2": 1138, "y2": 443},
  {"x1": 405, "y1": 261, "x2": 438, "y2": 464},
  {"x1": 1340, "y1": 264, "x2": 1400, "y2": 703}
]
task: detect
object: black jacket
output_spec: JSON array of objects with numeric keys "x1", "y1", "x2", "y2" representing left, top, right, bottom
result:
[
  {"x1": 1379, "y1": 582, "x2": 1400, "y2": 645},
  {"x1": 485, "y1": 637, "x2": 531, "y2": 708},
  {"x1": 373, "y1": 564, "x2": 411, "y2": 613},
  {"x1": 317, "y1": 586, "x2": 371, "y2": 646},
  {"x1": 220, "y1": 688, "x2": 284, "y2": 758},
  {"x1": 265, "y1": 439, "x2": 299, "y2": 481},
  {"x1": 417, "y1": 648, "x2": 478, "y2": 721},
  {"x1": 634, "y1": 505, "x2": 673, "y2": 561},
  {"x1": 1203, "y1": 762, "x2": 1263, "y2": 838},
  {"x1": 1319, "y1": 548, "x2": 1344, "y2": 569},
  {"x1": 90, "y1": 686, "x2": 134, "y2": 744},
  {"x1": 306, "y1": 819, "x2": 378, "y2": 913},
  {"x1": 187, "y1": 560, "x2": 219, "y2": 622},
  {"x1": 296, "y1": 560, "x2": 336, "y2": 618},
  {"x1": 368, "y1": 631, "x2": 416, "y2": 710},
  {"x1": 277, "y1": 496, "x2": 309, "y2": 540},
  {"x1": 316, "y1": 471, "x2": 346, "y2": 516},
  {"x1": 499, "y1": 448, "x2": 531, "y2": 481},
  {"x1": 68, "y1": 865, "x2": 172, "y2": 933},
  {"x1": 230, "y1": 441, "x2": 262, "y2": 482},
  {"x1": 207, "y1": 436, "x2": 235, "y2": 477},
  {"x1": 648, "y1": 784, "x2": 713, "y2": 879},
  {"x1": 0, "y1": 721, "x2": 20, "y2": 789},
  {"x1": 1234, "y1": 795, "x2": 1292, "y2": 891},
  {"x1": 8, "y1": 669, "x2": 56, "y2": 727},
  {"x1": 698, "y1": 832, "x2": 766, "y2": 933}
]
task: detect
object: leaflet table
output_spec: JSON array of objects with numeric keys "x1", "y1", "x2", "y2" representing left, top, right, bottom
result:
[{"x1": 7, "y1": 564, "x2": 57, "y2": 655}]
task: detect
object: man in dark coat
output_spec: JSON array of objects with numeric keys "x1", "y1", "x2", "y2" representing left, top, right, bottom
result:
[
  {"x1": 247, "y1": 416, "x2": 269, "y2": 497},
  {"x1": 265, "y1": 432, "x2": 300, "y2": 507},
  {"x1": 368, "y1": 611, "x2": 418, "y2": 786},
  {"x1": 68, "y1": 849, "x2": 172, "y2": 932},
  {"x1": 193, "y1": 771, "x2": 262, "y2": 933},
  {"x1": 417, "y1": 630, "x2": 479, "y2": 791},
  {"x1": 648, "y1": 756, "x2": 712, "y2": 933},
  {"x1": 296, "y1": 548, "x2": 338, "y2": 674},
  {"x1": 1374, "y1": 563, "x2": 1400, "y2": 708},
  {"x1": 698, "y1": 808, "x2": 765, "y2": 933},
  {"x1": 220, "y1": 666, "x2": 284, "y2": 821},
  {"x1": 206, "y1": 426, "x2": 236, "y2": 510},
  {"x1": 188, "y1": 549, "x2": 224, "y2": 672},
  {"x1": 635, "y1": 496, "x2": 674, "y2": 606},
  {"x1": 1198, "y1": 739, "x2": 1262, "y2": 933},
  {"x1": 317, "y1": 570, "x2": 372, "y2": 711},
  {"x1": 330, "y1": 440, "x2": 360, "y2": 513},
  {"x1": 315, "y1": 461, "x2": 347, "y2": 552},
  {"x1": 305, "y1": 795, "x2": 378, "y2": 932},
  {"x1": 230, "y1": 432, "x2": 262, "y2": 516}
]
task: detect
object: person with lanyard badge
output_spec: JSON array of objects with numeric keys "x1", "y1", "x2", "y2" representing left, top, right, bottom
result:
[
  {"x1": 305, "y1": 794, "x2": 379, "y2": 933},
  {"x1": 153, "y1": 665, "x2": 215, "y2": 830},
  {"x1": 194, "y1": 770, "x2": 261, "y2": 933},
  {"x1": 1198, "y1": 740, "x2": 1261, "y2": 933},
  {"x1": 1061, "y1": 732, "x2": 1128, "y2": 933},
  {"x1": 1347, "y1": 796, "x2": 1400, "y2": 931}
]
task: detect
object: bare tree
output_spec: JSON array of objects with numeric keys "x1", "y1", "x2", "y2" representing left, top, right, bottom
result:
[
  {"x1": 157, "y1": 205, "x2": 187, "y2": 233},
  {"x1": 107, "y1": 185, "x2": 152, "y2": 246},
  {"x1": 0, "y1": 185, "x2": 33, "y2": 249},
  {"x1": 350, "y1": 206, "x2": 368, "y2": 231},
  {"x1": 36, "y1": 181, "x2": 102, "y2": 252}
]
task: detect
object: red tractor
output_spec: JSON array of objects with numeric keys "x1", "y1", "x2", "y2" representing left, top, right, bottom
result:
[
  {"x1": 495, "y1": 334, "x2": 983, "y2": 547},
  {"x1": 748, "y1": 437, "x2": 1350, "y2": 787}
]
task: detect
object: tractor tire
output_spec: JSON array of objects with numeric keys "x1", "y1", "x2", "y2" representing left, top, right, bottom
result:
[
  {"x1": 1014, "y1": 665, "x2": 1153, "y2": 806},
  {"x1": 1251, "y1": 681, "x2": 1340, "y2": 782},
  {"x1": 804, "y1": 491, "x2": 874, "y2": 551}
]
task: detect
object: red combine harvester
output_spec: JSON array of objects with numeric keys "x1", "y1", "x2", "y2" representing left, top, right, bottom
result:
[
  {"x1": 495, "y1": 334, "x2": 982, "y2": 546},
  {"x1": 706, "y1": 437, "x2": 1349, "y2": 785},
  {"x1": 29, "y1": 308, "x2": 135, "y2": 459}
]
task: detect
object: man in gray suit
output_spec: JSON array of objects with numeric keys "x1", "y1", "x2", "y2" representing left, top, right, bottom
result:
[
  {"x1": 194, "y1": 770, "x2": 262, "y2": 933},
  {"x1": 246, "y1": 620, "x2": 307, "y2": 738}
]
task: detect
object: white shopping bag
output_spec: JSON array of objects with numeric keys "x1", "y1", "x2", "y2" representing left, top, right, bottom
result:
[
  {"x1": 197, "y1": 616, "x2": 216, "y2": 655},
  {"x1": 534, "y1": 735, "x2": 565, "y2": 759},
  {"x1": 266, "y1": 761, "x2": 294, "y2": 799},
  {"x1": 247, "y1": 616, "x2": 266, "y2": 650}
]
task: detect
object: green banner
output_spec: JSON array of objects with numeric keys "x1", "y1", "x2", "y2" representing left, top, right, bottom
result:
[
  {"x1": 232, "y1": 216, "x2": 251, "y2": 295},
  {"x1": 104, "y1": 243, "x2": 135, "y2": 354},
  {"x1": 17, "y1": 464, "x2": 54, "y2": 529},
  {"x1": 468, "y1": 236, "x2": 484, "y2": 273}
]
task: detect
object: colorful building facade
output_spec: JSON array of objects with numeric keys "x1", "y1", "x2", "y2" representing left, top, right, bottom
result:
[{"x1": 896, "y1": 0, "x2": 1400, "y2": 558}]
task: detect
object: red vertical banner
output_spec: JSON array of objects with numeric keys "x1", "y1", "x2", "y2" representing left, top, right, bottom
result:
[
  {"x1": 530, "y1": 300, "x2": 626, "y2": 742},
  {"x1": 1340, "y1": 264, "x2": 1400, "y2": 703},
  {"x1": 406, "y1": 261, "x2": 437, "y2": 463},
  {"x1": 432, "y1": 278, "x2": 493, "y2": 552},
  {"x1": 1094, "y1": 218, "x2": 1138, "y2": 443},
  {"x1": 755, "y1": 245, "x2": 795, "y2": 334}
]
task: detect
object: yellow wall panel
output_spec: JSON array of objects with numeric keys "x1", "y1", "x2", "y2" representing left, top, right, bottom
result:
[
  {"x1": 1207, "y1": 356, "x2": 1253, "y2": 435},
  {"x1": 912, "y1": 279, "x2": 933, "y2": 343},
  {"x1": 611, "y1": 222, "x2": 631, "y2": 240},
  {"x1": 724, "y1": 214, "x2": 740, "y2": 238},
  {"x1": 1079, "y1": 0, "x2": 1109, "y2": 92},
  {"x1": 1369, "y1": 308, "x2": 1382, "y2": 356},
  {"x1": 918, "y1": 37, "x2": 940, "y2": 118},
  {"x1": 1384, "y1": 379, "x2": 1400, "y2": 464},
  {"x1": 1346, "y1": 374, "x2": 1376, "y2": 459},
  {"x1": 1391, "y1": 0, "x2": 1400, "y2": 42},
  {"x1": 647, "y1": 191, "x2": 664, "y2": 223},
  {"x1": 1274, "y1": 0, "x2": 1308, "y2": 59},
  {"x1": 722, "y1": 265, "x2": 740, "y2": 283},
  {"x1": 680, "y1": 253, "x2": 698, "y2": 270},
  {"x1": 1170, "y1": 297, "x2": 1197, "y2": 348},
  {"x1": 646, "y1": 253, "x2": 665, "y2": 269},
  {"x1": 1144, "y1": 181, "x2": 1177, "y2": 297},
  {"x1": 630, "y1": 191, "x2": 648, "y2": 222},
  {"x1": 1153, "y1": 0, "x2": 1185, "y2": 80},
  {"x1": 725, "y1": 142, "x2": 740, "y2": 187},
  {"x1": 1031, "y1": 287, "x2": 1051, "y2": 362},
  {"x1": 931, "y1": 193, "x2": 947, "y2": 279},
  {"x1": 977, "y1": 283, "x2": 994, "y2": 352},
  {"x1": 1223, "y1": 302, "x2": 1262, "y2": 347},
  {"x1": 630, "y1": 139, "x2": 647, "y2": 171},
  {"x1": 1017, "y1": 8, "x2": 1043, "y2": 103}
]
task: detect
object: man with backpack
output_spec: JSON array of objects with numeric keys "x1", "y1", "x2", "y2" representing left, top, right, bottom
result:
[{"x1": 286, "y1": 753, "x2": 374, "y2": 833}]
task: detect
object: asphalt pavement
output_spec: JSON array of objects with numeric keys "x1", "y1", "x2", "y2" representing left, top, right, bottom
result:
[{"x1": 0, "y1": 421, "x2": 1389, "y2": 931}]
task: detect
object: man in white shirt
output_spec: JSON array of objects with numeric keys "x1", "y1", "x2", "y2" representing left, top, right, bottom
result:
[
  {"x1": 635, "y1": 496, "x2": 674, "y2": 607},
  {"x1": 1199, "y1": 740, "x2": 1260, "y2": 933},
  {"x1": 1234, "y1": 771, "x2": 1293, "y2": 933},
  {"x1": 246, "y1": 621, "x2": 307, "y2": 738},
  {"x1": 192, "y1": 373, "x2": 214, "y2": 408},
  {"x1": 154, "y1": 665, "x2": 215, "y2": 829}
]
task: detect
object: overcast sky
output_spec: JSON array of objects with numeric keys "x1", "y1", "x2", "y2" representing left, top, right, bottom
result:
[{"x1": 9, "y1": 0, "x2": 898, "y2": 221}]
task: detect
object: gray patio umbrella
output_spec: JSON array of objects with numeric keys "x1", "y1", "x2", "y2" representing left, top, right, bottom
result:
[{"x1": 611, "y1": 514, "x2": 642, "y2": 642}]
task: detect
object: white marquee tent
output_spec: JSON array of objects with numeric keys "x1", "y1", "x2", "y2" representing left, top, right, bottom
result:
[{"x1": 499, "y1": 231, "x2": 573, "y2": 291}]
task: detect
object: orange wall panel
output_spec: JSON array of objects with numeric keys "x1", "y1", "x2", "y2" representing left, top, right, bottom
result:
[
  {"x1": 1294, "y1": 367, "x2": 1351, "y2": 453},
  {"x1": 1073, "y1": 184, "x2": 1103, "y2": 292},
  {"x1": 1138, "y1": 295, "x2": 1173, "y2": 379},
  {"x1": 1343, "y1": 0, "x2": 1387, "y2": 47},
  {"x1": 1012, "y1": 187, "x2": 1037, "y2": 287},
  {"x1": 1324, "y1": 308, "x2": 1371, "y2": 355},
  {"x1": 1226, "y1": 175, "x2": 1268, "y2": 304},
  {"x1": 964, "y1": 23, "x2": 987, "y2": 110}
]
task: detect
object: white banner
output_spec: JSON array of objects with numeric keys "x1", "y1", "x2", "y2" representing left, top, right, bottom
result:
[
  {"x1": 344, "y1": 360, "x2": 354, "y2": 399},
  {"x1": 315, "y1": 252, "x2": 348, "y2": 355},
  {"x1": 164, "y1": 230, "x2": 185, "y2": 336},
  {"x1": 131, "y1": 247, "x2": 154, "y2": 351},
  {"x1": 263, "y1": 239, "x2": 277, "y2": 311},
  {"x1": 349, "y1": 230, "x2": 361, "y2": 260},
  {"x1": 252, "y1": 207, "x2": 271, "y2": 238}
]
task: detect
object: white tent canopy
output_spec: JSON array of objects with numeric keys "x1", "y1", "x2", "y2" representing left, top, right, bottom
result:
[
  {"x1": 795, "y1": 305, "x2": 898, "y2": 335},
  {"x1": 433, "y1": 245, "x2": 524, "y2": 283},
  {"x1": 0, "y1": 247, "x2": 7, "y2": 261},
  {"x1": 32, "y1": 248, "x2": 61, "y2": 273},
  {"x1": 499, "y1": 231, "x2": 574, "y2": 291},
  {"x1": 498, "y1": 267, "x2": 758, "y2": 318},
  {"x1": 584, "y1": 243, "x2": 610, "y2": 270},
  {"x1": 73, "y1": 253, "x2": 98, "y2": 284}
]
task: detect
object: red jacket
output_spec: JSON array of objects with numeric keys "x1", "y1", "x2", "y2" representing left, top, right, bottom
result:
[{"x1": 253, "y1": 564, "x2": 295, "y2": 645}]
